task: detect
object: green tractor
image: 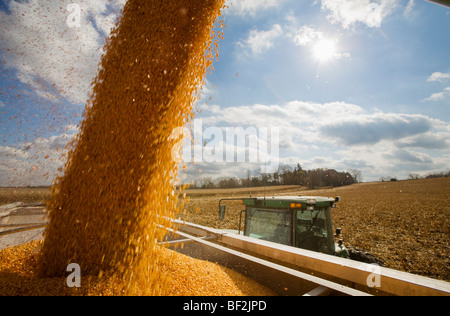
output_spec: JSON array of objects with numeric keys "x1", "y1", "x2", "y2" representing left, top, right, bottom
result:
[{"x1": 219, "y1": 196, "x2": 383, "y2": 265}]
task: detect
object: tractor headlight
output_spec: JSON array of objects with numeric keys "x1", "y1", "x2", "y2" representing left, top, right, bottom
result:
[{"x1": 306, "y1": 198, "x2": 316, "y2": 211}]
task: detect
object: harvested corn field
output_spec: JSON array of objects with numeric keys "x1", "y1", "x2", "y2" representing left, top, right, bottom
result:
[
  {"x1": 0, "y1": 187, "x2": 50, "y2": 206},
  {"x1": 180, "y1": 177, "x2": 450, "y2": 282},
  {"x1": 1, "y1": 178, "x2": 448, "y2": 295}
]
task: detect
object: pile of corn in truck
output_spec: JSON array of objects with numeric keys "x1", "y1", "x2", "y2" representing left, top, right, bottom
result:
[{"x1": 1, "y1": 196, "x2": 449, "y2": 296}]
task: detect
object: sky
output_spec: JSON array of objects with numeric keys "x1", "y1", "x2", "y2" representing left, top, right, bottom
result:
[{"x1": 0, "y1": 0, "x2": 449, "y2": 186}]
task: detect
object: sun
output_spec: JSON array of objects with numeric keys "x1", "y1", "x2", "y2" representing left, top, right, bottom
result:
[{"x1": 312, "y1": 38, "x2": 337, "y2": 62}]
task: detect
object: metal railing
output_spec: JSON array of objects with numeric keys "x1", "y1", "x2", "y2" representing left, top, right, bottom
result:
[{"x1": 0, "y1": 203, "x2": 47, "y2": 236}]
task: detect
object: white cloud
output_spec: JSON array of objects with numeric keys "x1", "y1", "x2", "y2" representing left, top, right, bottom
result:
[
  {"x1": 427, "y1": 72, "x2": 450, "y2": 83},
  {"x1": 0, "y1": 100, "x2": 4, "y2": 108},
  {"x1": 335, "y1": 145, "x2": 446, "y2": 181},
  {"x1": 196, "y1": 79, "x2": 217, "y2": 106},
  {"x1": 192, "y1": 99, "x2": 450, "y2": 181},
  {"x1": 319, "y1": 113, "x2": 436, "y2": 146},
  {"x1": 321, "y1": 0, "x2": 400, "y2": 29},
  {"x1": 403, "y1": 0, "x2": 415, "y2": 17},
  {"x1": 423, "y1": 71, "x2": 450, "y2": 102},
  {"x1": 0, "y1": 132, "x2": 78, "y2": 186},
  {"x1": 422, "y1": 87, "x2": 450, "y2": 102},
  {"x1": 289, "y1": 25, "x2": 323, "y2": 46},
  {"x1": 65, "y1": 124, "x2": 80, "y2": 133},
  {"x1": 0, "y1": 146, "x2": 30, "y2": 160},
  {"x1": 226, "y1": 0, "x2": 281, "y2": 16},
  {"x1": 199, "y1": 100, "x2": 447, "y2": 153},
  {"x1": 0, "y1": 0, "x2": 124, "y2": 105},
  {"x1": 237, "y1": 24, "x2": 283, "y2": 56},
  {"x1": 396, "y1": 132, "x2": 450, "y2": 150},
  {"x1": 200, "y1": 101, "x2": 365, "y2": 130},
  {"x1": 94, "y1": 13, "x2": 118, "y2": 37}
]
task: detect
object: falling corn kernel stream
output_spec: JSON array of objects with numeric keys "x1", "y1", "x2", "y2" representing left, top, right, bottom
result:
[{"x1": 36, "y1": 0, "x2": 226, "y2": 295}]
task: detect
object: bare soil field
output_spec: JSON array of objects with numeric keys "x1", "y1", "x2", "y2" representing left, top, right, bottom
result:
[
  {"x1": 181, "y1": 178, "x2": 450, "y2": 281},
  {"x1": 0, "y1": 187, "x2": 51, "y2": 206},
  {"x1": 1, "y1": 178, "x2": 448, "y2": 281}
]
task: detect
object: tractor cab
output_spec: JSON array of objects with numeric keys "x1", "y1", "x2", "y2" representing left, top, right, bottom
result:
[{"x1": 219, "y1": 196, "x2": 348, "y2": 258}]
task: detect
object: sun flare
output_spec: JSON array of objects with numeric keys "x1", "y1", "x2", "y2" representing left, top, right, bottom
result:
[{"x1": 313, "y1": 38, "x2": 337, "y2": 62}]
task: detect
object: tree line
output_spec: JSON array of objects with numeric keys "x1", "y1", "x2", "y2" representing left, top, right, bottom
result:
[
  {"x1": 406, "y1": 170, "x2": 450, "y2": 180},
  {"x1": 192, "y1": 164, "x2": 360, "y2": 189}
]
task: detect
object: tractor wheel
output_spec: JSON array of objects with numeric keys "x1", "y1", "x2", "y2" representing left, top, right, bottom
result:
[{"x1": 347, "y1": 247, "x2": 384, "y2": 266}]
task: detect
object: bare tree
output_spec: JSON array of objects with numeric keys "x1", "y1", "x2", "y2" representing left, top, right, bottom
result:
[{"x1": 349, "y1": 169, "x2": 363, "y2": 183}]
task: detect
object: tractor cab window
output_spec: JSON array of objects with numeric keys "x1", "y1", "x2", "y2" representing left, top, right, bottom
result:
[
  {"x1": 244, "y1": 207, "x2": 291, "y2": 246},
  {"x1": 295, "y1": 208, "x2": 330, "y2": 254}
]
